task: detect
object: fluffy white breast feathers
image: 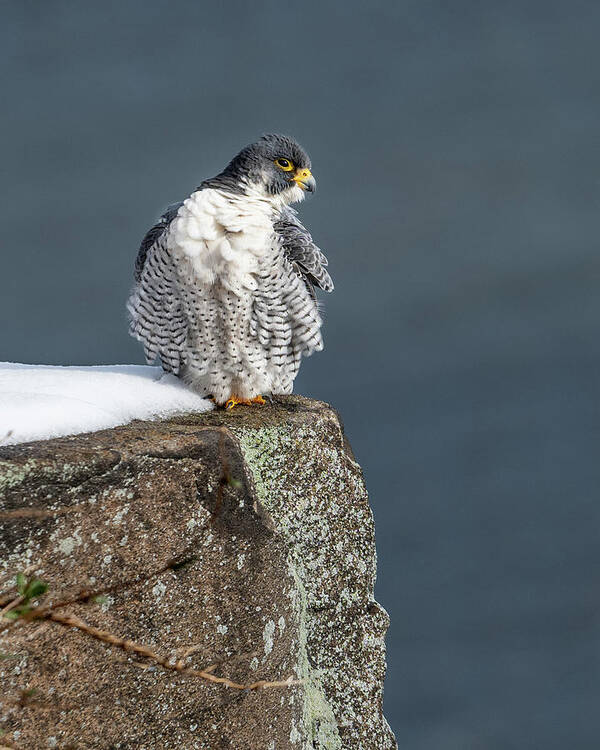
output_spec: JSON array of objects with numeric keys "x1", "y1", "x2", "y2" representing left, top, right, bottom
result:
[{"x1": 171, "y1": 188, "x2": 273, "y2": 294}]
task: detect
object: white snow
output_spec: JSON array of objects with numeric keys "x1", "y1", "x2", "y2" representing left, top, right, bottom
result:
[{"x1": 0, "y1": 363, "x2": 214, "y2": 446}]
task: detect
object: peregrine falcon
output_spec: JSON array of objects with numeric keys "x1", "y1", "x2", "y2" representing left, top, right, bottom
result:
[{"x1": 127, "y1": 134, "x2": 333, "y2": 408}]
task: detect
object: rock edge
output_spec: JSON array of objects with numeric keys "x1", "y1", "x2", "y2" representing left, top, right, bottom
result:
[{"x1": 0, "y1": 396, "x2": 396, "y2": 750}]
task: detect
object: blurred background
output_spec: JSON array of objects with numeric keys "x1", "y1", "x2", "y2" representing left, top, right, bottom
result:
[{"x1": 3, "y1": 1, "x2": 599, "y2": 746}]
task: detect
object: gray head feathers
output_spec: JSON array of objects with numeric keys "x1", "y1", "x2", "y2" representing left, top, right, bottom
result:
[{"x1": 202, "y1": 134, "x2": 314, "y2": 198}]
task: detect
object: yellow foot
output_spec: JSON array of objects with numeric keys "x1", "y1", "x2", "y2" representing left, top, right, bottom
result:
[{"x1": 224, "y1": 395, "x2": 266, "y2": 409}]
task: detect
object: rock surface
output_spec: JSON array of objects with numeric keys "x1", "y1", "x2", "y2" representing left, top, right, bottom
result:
[{"x1": 0, "y1": 396, "x2": 396, "y2": 750}]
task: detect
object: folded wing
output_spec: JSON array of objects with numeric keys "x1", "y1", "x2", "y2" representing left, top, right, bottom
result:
[
  {"x1": 274, "y1": 207, "x2": 334, "y2": 298},
  {"x1": 127, "y1": 203, "x2": 188, "y2": 375}
]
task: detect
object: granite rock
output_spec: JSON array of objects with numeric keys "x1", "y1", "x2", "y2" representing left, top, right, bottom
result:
[{"x1": 0, "y1": 396, "x2": 396, "y2": 749}]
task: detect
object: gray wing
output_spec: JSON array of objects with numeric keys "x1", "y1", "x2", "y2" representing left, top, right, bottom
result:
[
  {"x1": 134, "y1": 202, "x2": 182, "y2": 282},
  {"x1": 274, "y1": 207, "x2": 334, "y2": 298},
  {"x1": 127, "y1": 203, "x2": 188, "y2": 374},
  {"x1": 248, "y1": 208, "x2": 333, "y2": 393}
]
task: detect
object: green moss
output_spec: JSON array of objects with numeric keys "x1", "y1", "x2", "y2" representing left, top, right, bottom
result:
[
  {"x1": 0, "y1": 458, "x2": 91, "y2": 497},
  {"x1": 288, "y1": 563, "x2": 341, "y2": 749},
  {"x1": 235, "y1": 424, "x2": 342, "y2": 750},
  {"x1": 0, "y1": 459, "x2": 41, "y2": 493}
]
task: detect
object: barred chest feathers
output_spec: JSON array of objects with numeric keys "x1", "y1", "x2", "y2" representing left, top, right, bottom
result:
[{"x1": 166, "y1": 187, "x2": 319, "y2": 404}]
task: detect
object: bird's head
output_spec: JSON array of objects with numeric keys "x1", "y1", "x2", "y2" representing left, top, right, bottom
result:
[{"x1": 217, "y1": 134, "x2": 316, "y2": 205}]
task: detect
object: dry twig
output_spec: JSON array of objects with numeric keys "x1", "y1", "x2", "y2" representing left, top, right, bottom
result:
[
  {"x1": 2, "y1": 575, "x2": 299, "y2": 692},
  {"x1": 42, "y1": 610, "x2": 297, "y2": 690},
  {"x1": 0, "y1": 596, "x2": 25, "y2": 619}
]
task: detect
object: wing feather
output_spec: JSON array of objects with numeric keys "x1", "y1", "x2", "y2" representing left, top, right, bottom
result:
[
  {"x1": 274, "y1": 207, "x2": 334, "y2": 295},
  {"x1": 248, "y1": 208, "x2": 333, "y2": 393},
  {"x1": 127, "y1": 204, "x2": 188, "y2": 374},
  {"x1": 134, "y1": 202, "x2": 183, "y2": 282}
]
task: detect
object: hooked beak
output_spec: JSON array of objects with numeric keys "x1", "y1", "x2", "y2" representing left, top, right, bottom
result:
[{"x1": 293, "y1": 167, "x2": 316, "y2": 193}]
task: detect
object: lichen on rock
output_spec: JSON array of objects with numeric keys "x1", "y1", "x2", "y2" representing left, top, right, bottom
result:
[{"x1": 0, "y1": 396, "x2": 396, "y2": 749}]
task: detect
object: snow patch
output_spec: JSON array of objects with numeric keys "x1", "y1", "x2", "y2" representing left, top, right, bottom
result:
[{"x1": 0, "y1": 362, "x2": 213, "y2": 446}]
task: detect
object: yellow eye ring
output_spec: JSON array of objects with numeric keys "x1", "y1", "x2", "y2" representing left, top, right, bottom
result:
[{"x1": 275, "y1": 157, "x2": 294, "y2": 171}]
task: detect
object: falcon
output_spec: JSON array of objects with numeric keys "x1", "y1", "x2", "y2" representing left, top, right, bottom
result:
[{"x1": 127, "y1": 134, "x2": 333, "y2": 408}]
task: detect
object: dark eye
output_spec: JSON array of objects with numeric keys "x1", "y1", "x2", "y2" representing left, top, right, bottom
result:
[{"x1": 275, "y1": 157, "x2": 294, "y2": 171}]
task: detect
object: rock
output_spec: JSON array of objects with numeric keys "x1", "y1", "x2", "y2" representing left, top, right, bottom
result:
[{"x1": 0, "y1": 396, "x2": 396, "y2": 750}]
